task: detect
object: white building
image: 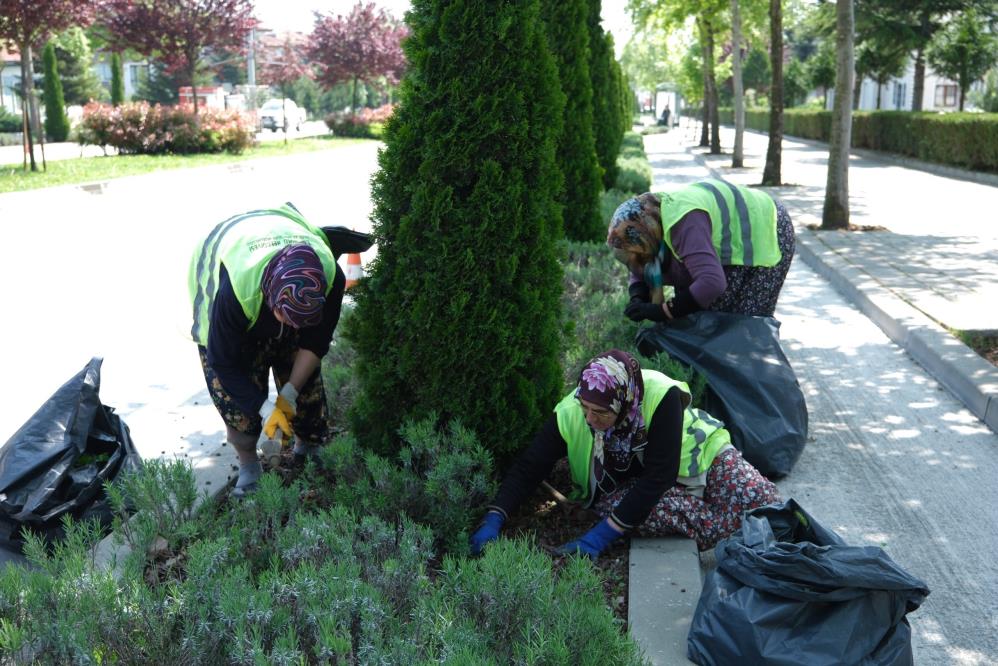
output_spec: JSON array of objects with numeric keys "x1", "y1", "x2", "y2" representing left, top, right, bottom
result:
[{"x1": 830, "y1": 59, "x2": 983, "y2": 111}]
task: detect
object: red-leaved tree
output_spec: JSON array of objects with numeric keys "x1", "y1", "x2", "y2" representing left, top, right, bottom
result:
[
  {"x1": 0, "y1": 0, "x2": 98, "y2": 171},
  {"x1": 103, "y1": 0, "x2": 256, "y2": 116},
  {"x1": 308, "y1": 2, "x2": 407, "y2": 116},
  {"x1": 258, "y1": 35, "x2": 311, "y2": 143}
]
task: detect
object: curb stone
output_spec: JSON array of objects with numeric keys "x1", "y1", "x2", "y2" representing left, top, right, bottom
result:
[
  {"x1": 795, "y1": 229, "x2": 998, "y2": 435},
  {"x1": 628, "y1": 537, "x2": 701, "y2": 665}
]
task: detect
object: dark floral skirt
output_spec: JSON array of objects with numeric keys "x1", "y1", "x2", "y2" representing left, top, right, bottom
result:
[
  {"x1": 595, "y1": 447, "x2": 782, "y2": 550},
  {"x1": 197, "y1": 342, "x2": 331, "y2": 444},
  {"x1": 708, "y1": 201, "x2": 795, "y2": 317}
]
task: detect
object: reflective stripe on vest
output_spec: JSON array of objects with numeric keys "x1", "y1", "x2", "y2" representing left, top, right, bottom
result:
[
  {"x1": 188, "y1": 205, "x2": 336, "y2": 346},
  {"x1": 657, "y1": 178, "x2": 781, "y2": 267}
]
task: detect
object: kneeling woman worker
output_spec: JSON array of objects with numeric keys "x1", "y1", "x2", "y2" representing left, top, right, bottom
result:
[
  {"x1": 189, "y1": 204, "x2": 346, "y2": 496},
  {"x1": 470, "y1": 350, "x2": 780, "y2": 558}
]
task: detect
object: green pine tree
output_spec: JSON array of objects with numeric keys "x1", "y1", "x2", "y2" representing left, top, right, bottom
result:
[
  {"x1": 53, "y1": 28, "x2": 103, "y2": 106},
  {"x1": 42, "y1": 42, "x2": 70, "y2": 142},
  {"x1": 541, "y1": 0, "x2": 603, "y2": 241},
  {"x1": 588, "y1": 0, "x2": 618, "y2": 188},
  {"x1": 111, "y1": 52, "x2": 125, "y2": 106},
  {"x1": 348, "y1": 0, "x2": 566, "y2": 462}
]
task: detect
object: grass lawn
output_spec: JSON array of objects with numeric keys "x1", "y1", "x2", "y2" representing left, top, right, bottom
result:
[{"x1": 0, "y1": 135, "x2": 372, "y2": 194}]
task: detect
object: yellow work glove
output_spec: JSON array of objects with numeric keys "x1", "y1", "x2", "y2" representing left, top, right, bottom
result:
[
  {"x1": 276, "y1": 383, "x2": 298, "y2": 419},
  {"x1": 259, "y1": 399, "x2": 293, "y2": 440}
]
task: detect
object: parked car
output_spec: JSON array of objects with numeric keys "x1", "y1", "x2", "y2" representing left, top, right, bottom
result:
[{"x1": 259, "y1": 98, "x2": 307, "y2": 132}]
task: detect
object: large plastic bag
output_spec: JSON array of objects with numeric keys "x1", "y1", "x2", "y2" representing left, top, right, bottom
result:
[
  {"x1": 636, "y1": 311, "x2": 807, "y2": 478},
  {"x1": 687, "y1": 499, "x2": 930, "y2": 666},
  {"x1": 0, "y1": 358, "x2": 141, "y2": 549}
]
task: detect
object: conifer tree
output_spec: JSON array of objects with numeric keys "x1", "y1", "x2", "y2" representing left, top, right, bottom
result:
[
  {"x1": 110, "y1": 52, "x2": 125, "y2": 106},
  {"x1": 42, "y1": 42, "x2": 70, "y2": 142},
  {"x1": 587, "y1": 0, "x2": 617, "y2": 188},
  {"x1": 541, "y1": 0, "x2": 602, "y2": 241},
  {"x1": 349, "y1": 0, "x2": 565, "y2": 461}
]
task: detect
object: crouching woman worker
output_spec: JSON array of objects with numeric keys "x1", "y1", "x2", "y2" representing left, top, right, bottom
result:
[
  {"x1": 469, "y1": 350, "x2": 780, "y2": 558},
  {"x1": 608, "y1": 180, "x2": 795, "y2": 324},
  {"x1": 188, "y1": 204, "x2": 346, "y2": 497}
]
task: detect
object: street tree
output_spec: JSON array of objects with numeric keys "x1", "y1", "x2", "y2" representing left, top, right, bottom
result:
[
  {"x1": 731, "y1": 0, "x2": 746, "y2": 167},
  {"x1": 110, "y1": 52, "x2": 124, "y2": 105},
  {"x1": 348, "y1": 0, "x2": 565, "y2": 461},
  {"x1": 41, "y1": 41, "x2": 70, "y2": 142},
  {"x1": 855, "y1": 37, "x2": 908, "y2": 109},
  {"x1": 52, "y1": 27, "x2": 103, "y2": 105},
  {"x1": 807, "y1": 40, "x2": 837, "y2": 107},
  {"x1": 761, "y1": 0, "x2": 784, "y2": 186},
  {"x1": 0, "y1": 0, "x2": 97, "y2": 171},
  {"x1": 822, "y1": 0, "x2": 854, "y2": 230},
  {"x1": 927, "y1": 9, "x2": 998, "y2": 111},
  {"x1": 540, "y1": 0, "x2": 603, "y2": 241},
  {"x1": 103, "y1": 0, "x2": 255, "y2": 115},
  {"x1": 741, "y1": 46, "x2": 771, "y2": 93},
  {"x1": 307, "y1": 2, "x2": 407, "y2": 117},
  {"x1": 258, "y1": 35, "x2": 311, "y2": 144}
]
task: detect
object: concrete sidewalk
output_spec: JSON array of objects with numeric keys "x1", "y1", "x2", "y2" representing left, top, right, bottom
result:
[{"x1": 629, "y1": 127, "x2": 998, "y2": 664}]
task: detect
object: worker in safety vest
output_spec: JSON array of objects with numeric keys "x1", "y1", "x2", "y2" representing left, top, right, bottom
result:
[
  {"x1": 607, "y1": 180, "x2": 795, "y2": 323},
  {"x1": 469, "y1": 350, "x2": 781, "y2": 558},
  {"x1": 188, "y1": 204, "x2": 346, "y2": 496}
]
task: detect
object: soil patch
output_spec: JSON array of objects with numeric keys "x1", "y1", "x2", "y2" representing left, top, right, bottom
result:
[{"x1": 962, "y1": 334, "x2": 998, "y2": 369}]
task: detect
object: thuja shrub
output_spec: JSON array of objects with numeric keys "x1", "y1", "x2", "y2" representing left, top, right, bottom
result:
[
  {"x1": 317, "y1": 417, "x2": 496, "y2": 555},
  {"x1": 588, "y1": 0, "x2": 621, "y2": 189},
  {"x1": 348, "y1": 0, "x2": 565, "y2": 462},
  {"x1": 78, "y1": 101, "x2": 255, "y2": 155},
  {"x1": 614, "y1": 130, "x2": 651, "y2": 194},
  {"x1": 541, "y1": 0, "x2": 603, "y2": 242}
]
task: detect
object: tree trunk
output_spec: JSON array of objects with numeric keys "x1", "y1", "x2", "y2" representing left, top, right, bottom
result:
[
  {"x1": 762, "y1": 0, "x2": 783, "y2": 185},
  {"x1": 282, "y1": 97, "x2": 289, "y2": 144},
  {"x1": 351, "y1": 76, "x2": 358, "y2": 117},
  {"x1": 912, "y1": 47, "x2": 925, "y2": 111},
  {"x1": 698, "y1": 19, "x2": 710, "y2": 147},
  {"x1": 18, "y1": 43, "x2": 37, "y2": 172},
  {"x1": 190, "y1": 63, "x2": 200, "y2": 116},
  {"x1": 706, "y1": 22, "x2": 721, "y2": 154},
  {"x1": 876, "y1": 83, "x2": 882, "y2": 109},
  {"x1": 731, "y1": 0, "x2": 745, "y2": 168},
  {"x1": 822, "y1": 0, "x2": 854, "y2": 230},
  {"x1": 853, "y1": 73, "x2": 862, "y2": 109}
]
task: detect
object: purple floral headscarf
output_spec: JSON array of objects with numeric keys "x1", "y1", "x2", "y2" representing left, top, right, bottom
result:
[
  {"x1": 261, "y1": 244, "x2": 327, "y2": 328},
  {"x1": 576, "y1": 350, "x2": 648, "y2": 470}
]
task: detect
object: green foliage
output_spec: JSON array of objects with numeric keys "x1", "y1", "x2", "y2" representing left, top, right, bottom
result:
[
  {"x1": 969, "y1": 69, "x2": 998, "y2": 113},
  {"x1": 110, "y1": 52, "x2": 125, "y2": 106},
  {"x1": 614, "y1": 131, "x2": 652, "y2": 193},
  {"x1": 783, "y1": 58, "x2": 810, "y2": 108},
  {"x1": 542, "y1": 0, "x2": 604, "y2": 242},
  {"x1": 317, "y1": 418, "x2": 496, "y2": 555},
  {"x1": 559, "y1": 240, "x2": 707, "y2": 404},
  {"x1": 927, "y1": 9, "x2": 998, "y2": 110},
  {"x1": 742, "y1": 46, "x2": 771, "y2": 93},
  {"x1": 719, "y1": 106, "x2": 998, "y2": 173},
  {"x1": 589, "y1": 0, "x2": 620, "y2": 188},
  {"x1": 52, "y1": 27, "x2": 103, "y2": 106},
  {"x1": 0, "y1": 107, "x2": 21, "y2": 133},
  {"x1": 349, "y1": 0, "x2": 565, "y2": 463},
  {"x1": 41, "y1": 42, "x2": 70, "y2": 142}
]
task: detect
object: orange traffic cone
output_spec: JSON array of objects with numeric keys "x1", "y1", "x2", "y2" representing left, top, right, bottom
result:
[{"x1": 344, "y1": 253, "x2": 364, "y2": 289}]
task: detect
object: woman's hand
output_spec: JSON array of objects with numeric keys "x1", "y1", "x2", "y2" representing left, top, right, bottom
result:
[{"x1": 624, "y1": 301, "x2": 670, "y2": 323}]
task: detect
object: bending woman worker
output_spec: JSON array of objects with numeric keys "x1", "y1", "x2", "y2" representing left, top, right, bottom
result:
[
  {"x1": 470, "y1": 350, "x2": 780, "y2": 558},
  {"x1": 607, "y1": 180, "x2": 795, "y2": 323},
  {"x1": 189, "y1": 203, "x2": 346, "y2": 496}
]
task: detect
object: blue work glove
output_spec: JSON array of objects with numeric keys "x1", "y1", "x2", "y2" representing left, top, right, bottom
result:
[
  {"x1": 556, "y1": 519, "x2": 623, "y2": 560},
  {"x1": 469, "y1": 511, "x2": 505, "y2": 556}
]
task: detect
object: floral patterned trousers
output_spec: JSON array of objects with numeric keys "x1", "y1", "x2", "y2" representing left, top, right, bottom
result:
[{"x1": 595, "y1": 447, "x2": 782, "y2": 550}]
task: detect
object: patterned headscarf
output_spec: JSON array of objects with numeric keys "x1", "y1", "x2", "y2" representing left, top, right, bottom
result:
[
  {"x1": 575, "y1": 350, "x2": 648, "y2": 471},
  {"x1": 606, "y1": 193, "x2": 667, "y2": 304},
  {"x1": 261, "y1": 244, "x2": 327, "y2": 328}
]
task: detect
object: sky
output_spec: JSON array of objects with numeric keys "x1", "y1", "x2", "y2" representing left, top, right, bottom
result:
[{"x1": 253, "y1": 0, "x2": 635, "y2": 56}]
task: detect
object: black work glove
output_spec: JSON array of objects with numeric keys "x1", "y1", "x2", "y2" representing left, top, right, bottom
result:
[
  {"x1": 628, "y1": 281, "x2": 651, "y2": 304},
  {"x1": 624, "y1": 301, "x2": 668, "y2": 322},
  {"x1": 667, "y1": 287, "x2": 702, "y2": 319}
]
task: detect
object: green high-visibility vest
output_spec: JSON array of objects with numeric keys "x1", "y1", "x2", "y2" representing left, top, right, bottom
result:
[
  {"x1": 188, "y1": 204, "x2": 337, "y2": 346},
  {"x1": 658, "y1": 178, "x2": 781, "y2": 267},
  {"x1": 555, "y1": 369, "x2": 732, "y2": 507}
]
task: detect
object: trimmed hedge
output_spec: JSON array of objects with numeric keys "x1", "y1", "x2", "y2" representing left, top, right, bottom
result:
[
  {"x1": 718, "y1": 107, "x2": 998, "y2": 172},
  {"x1": 78, "y1": 102, "x2": 255, "y2": 155}
]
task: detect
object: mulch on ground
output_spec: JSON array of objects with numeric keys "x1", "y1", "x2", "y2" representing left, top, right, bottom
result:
[{"x1": 965, "y1": 335, "x2": 998, "y2": 369}]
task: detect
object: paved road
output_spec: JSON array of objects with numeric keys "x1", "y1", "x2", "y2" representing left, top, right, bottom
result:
[
  {"x1": 0, "y1": 141, "x2": 380, "y2": 466},
  {"x1": 643, "y1": 127, "x2": 998, "y2": 664}
]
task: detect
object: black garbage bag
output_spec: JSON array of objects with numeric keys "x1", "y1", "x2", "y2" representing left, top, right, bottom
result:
[
  {"x1": 687, "y1": 499, "x2": 930, "y2": 666},
  {"x1": 635, "y1": 311, "x2": 807, "y2": 478},
  {"x1": 0, "y1": 358, "x2": 141, "y2": 549}
]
